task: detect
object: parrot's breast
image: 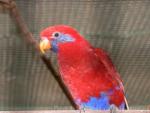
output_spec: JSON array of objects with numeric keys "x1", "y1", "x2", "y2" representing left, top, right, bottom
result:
[{"x1": 57, "y1": 42, "x2": 125, "y2": 109}]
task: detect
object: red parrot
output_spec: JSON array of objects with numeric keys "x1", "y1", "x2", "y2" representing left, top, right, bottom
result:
[{"x1": 39, "y1": 25, "x2": 128, "y2": 110}]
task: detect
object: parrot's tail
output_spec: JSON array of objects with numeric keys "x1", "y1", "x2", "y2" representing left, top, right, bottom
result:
[{"x1": 124, "y1": 96, "x2": 129, "y2": 110}]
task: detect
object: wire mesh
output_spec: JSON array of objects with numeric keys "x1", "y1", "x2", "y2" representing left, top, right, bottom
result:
[{"x1": 0, "y1": 0, "x2": 150, "y2": 110}]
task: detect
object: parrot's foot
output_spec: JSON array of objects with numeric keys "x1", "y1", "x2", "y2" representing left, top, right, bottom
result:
[
  {"x1": 79, "y1": 108, "x2": 85, "y2": 113},
  {"x1": 110, "y1": 104, "x2": 118, "y2": 113}
]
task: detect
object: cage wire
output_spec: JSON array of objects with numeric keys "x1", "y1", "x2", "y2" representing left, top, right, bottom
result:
[{"x1": 0, "y1": 0, "x2": 150, "y2": 110}]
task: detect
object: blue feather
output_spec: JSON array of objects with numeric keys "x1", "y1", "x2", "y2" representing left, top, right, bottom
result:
[
  {"x1": 119, "y1": 102, "x2": 125, "y2": 109},
  {"x1": 51, "y1": 40, "x2": 58, "y2": 52},
  {"x1": 51, "y1": 34, "x2": 75, "y2": 53},
  {"x1": 80, "y1": 93, "x2": 110, "y2": 110},
  {"x1": 76, "y1": 92, "x2": 125, "y2": 110}
]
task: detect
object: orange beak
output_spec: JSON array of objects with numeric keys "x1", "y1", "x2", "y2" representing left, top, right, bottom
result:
[{"x1": 39, "y1": 38, "x2": 51, "y2": 54}]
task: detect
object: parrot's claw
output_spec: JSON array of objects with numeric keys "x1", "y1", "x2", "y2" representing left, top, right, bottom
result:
[
  {"x1": 79, "y1": 108, "x2": 85, "y2": 113},
  {"x1": 110, "y1": 104, "x2": 118, "y2": 113}
]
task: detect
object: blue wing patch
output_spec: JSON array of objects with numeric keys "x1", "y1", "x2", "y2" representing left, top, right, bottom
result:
[
  {"x1": 76, "y1": 92, "x2": 125, "y2": 110},
  {"x1": 119, "y1": 102, "x2": 125, "y2": 109},
  {"x1": 80, "y1": 93, "x2": 110, "y2": 110}
]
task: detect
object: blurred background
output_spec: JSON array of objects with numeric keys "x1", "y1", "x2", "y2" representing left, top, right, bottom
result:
[{"x1": 0, "y1": 0, "x2": 150, "y2": 110}]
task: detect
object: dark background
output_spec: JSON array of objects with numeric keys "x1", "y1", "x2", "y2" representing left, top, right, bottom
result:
[{"x1": 0, "y1": 0, "x2": 150, "y2": 110}]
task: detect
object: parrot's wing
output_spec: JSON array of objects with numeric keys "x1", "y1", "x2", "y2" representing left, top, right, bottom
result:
[
  {"x1": 94, "y1": 48, "x2": 129, "y2": 109},
  {"x1": 94, "y1": 48, "x2": 123, "y2": 90}
]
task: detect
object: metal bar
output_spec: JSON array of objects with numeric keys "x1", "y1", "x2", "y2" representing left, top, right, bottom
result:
[{"x1": 0, "y1": 110, "x2": 150, "y2": 113}]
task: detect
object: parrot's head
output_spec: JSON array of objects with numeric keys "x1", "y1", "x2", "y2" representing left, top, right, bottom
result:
[{"x1": 39, "y1": 25, "x2": 83, "y2": 53}]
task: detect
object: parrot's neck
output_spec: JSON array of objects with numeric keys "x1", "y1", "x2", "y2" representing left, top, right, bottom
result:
[{"x1": 58, "y1": 40, "x2": 91, "y2": 68}]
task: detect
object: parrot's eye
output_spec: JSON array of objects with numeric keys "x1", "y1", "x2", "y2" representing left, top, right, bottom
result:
[{"x1": 52, "y1": 32, "x2": 60, "y2": 38}]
